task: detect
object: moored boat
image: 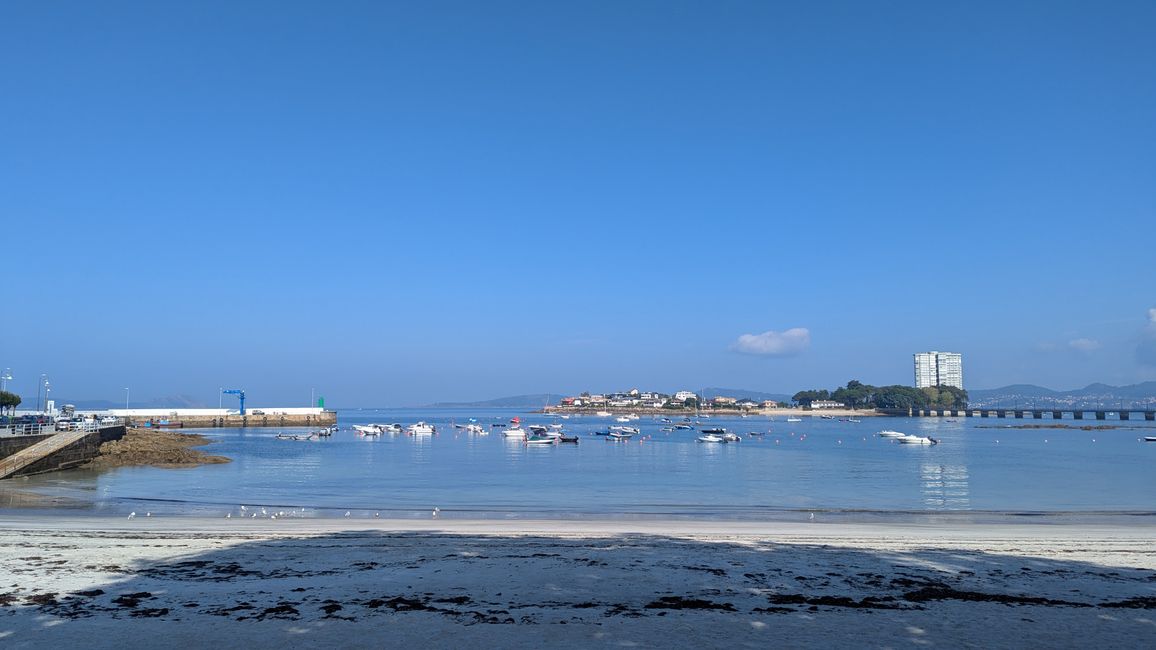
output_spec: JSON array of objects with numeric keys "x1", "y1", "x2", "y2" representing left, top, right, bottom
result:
[
  {"x1": 697, "y1": 433, "x2": 725, "y2": 443},
  {"x1": 406, "y1": 422, "x2": 436, "y2": 435}
]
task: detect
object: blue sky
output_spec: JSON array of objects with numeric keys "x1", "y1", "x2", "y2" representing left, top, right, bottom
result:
[{"x1": 2, "y1": 1, "x2": 1154, "y2": 407}]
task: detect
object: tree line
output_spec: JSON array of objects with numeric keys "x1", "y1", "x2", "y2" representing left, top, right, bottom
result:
[{"x1": 793, "y1": 380, "x2": 968, "y2": 410}]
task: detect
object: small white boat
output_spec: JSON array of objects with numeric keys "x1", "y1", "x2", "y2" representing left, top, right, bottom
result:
[
  {"x1": 898, "y1": 435, "x2": 938, "y2": 445},
  {"x1": 503, "y1": 427, "x2": 527, "y2": 438},
  {"x1": 877, "y1": 430, "x2": 907, "y2": 438},
  {"x1": 465, "y1": 424, "x2": 486, "y2": 434},
  {"x1": 595, "y1": 411, "x2": 613, "y2": 417},
  {"x1": 406, "y1": 422, "x2": 436, "y2": 435},
  {"x1": 786, "y1": 417, "x2": 803, "y2": 423},
  {"x1": 697, "y1": 433, "x2": 726, "y2": 443},
  {"x1": 720, "y1": 432, "x2": 741, "y2": 442},
  {"x1": 607, "y1": 431, "x2": 635, "y2": 441},
  {"x1": 610, "y1": 426, "x2": 640, "y2": 435},
  {"x1": 383, "y1": 423, "x2": 403, "y2": 434},
  {"x1": 353, "y1": 424, "x2": 383, "y2": 435},
  {"x1": 528, "y1": 424, "x2": 549, "y2": 434},
  {"x1": 615, "y1": 416, "x2": 632, "y2": 423},
  {"x1": 1143, "y1": 437, "x2": 1156, "y2": 442}
]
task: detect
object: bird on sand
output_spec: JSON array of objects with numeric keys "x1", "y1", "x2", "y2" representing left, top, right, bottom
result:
[
  {"x1": 127, "y1": 512, "x2": 136, "y2": 520},
  {"x1": 432, "y1": 507, "x2": 440, "y2": 519},
  {"x1": 809, "y1": 512, "x2": 815, "y2": 521}
]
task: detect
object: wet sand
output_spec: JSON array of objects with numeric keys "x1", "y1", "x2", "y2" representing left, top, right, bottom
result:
[{"x1": 0, "y1": 517, "x2": 1153, "y2": 648}]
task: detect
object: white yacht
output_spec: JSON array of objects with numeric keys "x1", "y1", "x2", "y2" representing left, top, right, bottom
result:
[
  {"x1": 503, "y1": 426, "x2": 527, "y2": 438},
  {"x1": 406, "y1": 422, "x2": 436, "y2": 435},
  {"x1": 877, "y1": 430, "x2": 907, "y2": 438}
]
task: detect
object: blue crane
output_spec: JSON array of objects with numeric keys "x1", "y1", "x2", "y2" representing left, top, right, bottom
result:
[{"x1": 222, "y1": 389, "x2": 246, "y2": 415}]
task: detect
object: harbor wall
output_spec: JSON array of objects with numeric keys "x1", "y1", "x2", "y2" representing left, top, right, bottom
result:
[
  {"x1": 130, "y1": 412, "x2": 337, "y2": 428},
  {"x1": 0, "y1": 426, "x2": 126, "y2": 478}
]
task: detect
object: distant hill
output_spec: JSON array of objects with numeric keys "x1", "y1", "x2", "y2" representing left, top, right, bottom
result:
[
  {"x1": 427, "y1": 393, "x2": 567, "y2": 409},
  {"x1": 701, "y1": 387, "x2": 794, "y2": 403},
  {"x1": 968, "y1": 382, "x2": 1156, "y2": 408}
]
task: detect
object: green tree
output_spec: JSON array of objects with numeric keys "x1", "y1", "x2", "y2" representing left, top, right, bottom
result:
[
  {"x1": 792, "y1": 389, "x2": 830, "y2": 407},
  {"x1": 0, "y1": 391, "x2": 21, "y2": 416}
]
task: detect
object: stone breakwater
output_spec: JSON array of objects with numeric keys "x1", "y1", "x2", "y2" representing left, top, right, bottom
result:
[{"x1": 131, "y1": 412, "x2": 337, "y2": 429}]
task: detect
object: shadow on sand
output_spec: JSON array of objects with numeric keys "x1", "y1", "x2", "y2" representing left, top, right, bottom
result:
[{"x1": 2, "y1": 528, "x2": 1155, "y2": 648}]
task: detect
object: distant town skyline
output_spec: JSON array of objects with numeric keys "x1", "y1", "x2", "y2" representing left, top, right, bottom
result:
[{"x1": 4, "y1": 2, "x2": 1155, "y2": 406}]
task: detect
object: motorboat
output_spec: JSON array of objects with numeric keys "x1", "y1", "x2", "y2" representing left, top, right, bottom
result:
[
  {"x1": 748, "y1": 431, "x2": 765, "y2": 437},
  {"x1": 607, "y1": 431, "x2": 635, "y2": 441},
  {"x1": 701, "y1": 427, "x2": 726, "y2": 434},
  {"x1": 720, "y1": 432, "x2": 741, "y2": 442},
  {"x1": 353, "y1": 424, "x2": 382, "y2": 436},
  {"x1": 406, "y1": 422, "x2": 436, "y2": 435},
  {"x1": 276, "y1": 432, "x2": 314, "y2": 441},
  {"x1": 1145, "y1": 436, "x2": 1156, "y2": 442},
  {"x1": 465, "y1": 424, "x2": 487, "y2": 435},
  {"x1": 615, "y1": 416, "x2": 632, "y2": 423},
  {"x1": 558, "y1": 435, "x2": 580, "y2": 444},
  {"x1": 659, "y1": 418, "x2": 672, "y2": 423},
  {"x1": 897, "y1": 435, "x2": 938, "y2": 445},
  {"x1": 786, "y1": 417, "x2": 803, "y2": 423},
  {"x1": 659, "y1": 426, "x2": 675, "y2": 432},
  {"x1": 595, "y1": 411, "x2": 613, "y2": 417},
  {"x1": 673, "y1": 424, "x2": 692, "y2": 430},
  {"x1": 503, "y1": 427, "x2": 527, "y2": 438},
  {"x1": 610, "y1": 426, "x2": 640, "y2": 435},
  {"x1": 383, "y1": 423, "x2": 403, "y2": 434},
  {"x1": 528, "y1": 424, "x2": 549, "y2": 434},
  {"x1": 697, "y1": 433, "x2": 726, "y2": 443},
  {"x1": 877, "y1": 430, "x2": 907, "y2": 438},
  {"x1": 525, "y1": 435, "x2": 557, "y2": 445},
  {"x1": 820, "y1": 414, "x2": 835, "y2": 420}
]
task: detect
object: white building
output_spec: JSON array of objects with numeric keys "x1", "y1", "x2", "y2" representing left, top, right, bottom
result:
[
  {"x1": 914, "y1": 351, "x2": 964, "y2": 389},
  {"x1": 810, "y1": 400, "x2": 845, "y2": 409},
  {"x1": 673, "y1": 391, "x2": 698, "y2": 402}
]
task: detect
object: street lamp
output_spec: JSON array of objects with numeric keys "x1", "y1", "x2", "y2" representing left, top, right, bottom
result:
[
  {"x1": 1, "y1": 368, "x2": 11, "y2": 392},
  {"x1": 44, "y1": 381, "x2": 51, "y2": 415},
  {"x1": 37, "y1": 374, "x2": 48, "y2": 412},
  {"x1": 310, "y1": 387, "x2": 315, "y2": 408},
  {"x1": 124, "y1": 387, "x2": 130, "y2": 411}
]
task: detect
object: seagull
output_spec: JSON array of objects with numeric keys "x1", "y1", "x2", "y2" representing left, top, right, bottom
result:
[
  {"x1": 374, "y1": 512, "x2": 380, "y2": 518},
  {"x1": 226, "y1": 513, "x2": 232, "y2": 518},
  {"x1": 270, "y1": 515, "x2": 277, "y2": 520},
  {"x1": 146, "y1": 512, "x2": 151, "y2": 517},
  {"x1": 344, "y1": 511, "x2": 351, "y2": 518},
  {"x1": 809, "y1": 512, "x2": 815, "y2": 521},
  {"x1": 127, "y1": 512, "x2": 136, "y2": 520},
  {"x1": 432, "y1": 507, "x2": 440, "y2": 519}
]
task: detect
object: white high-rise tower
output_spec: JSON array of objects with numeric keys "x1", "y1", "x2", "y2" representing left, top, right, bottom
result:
[{"x1": 914, "y1": 351, "x2": 963, "y2": 389}]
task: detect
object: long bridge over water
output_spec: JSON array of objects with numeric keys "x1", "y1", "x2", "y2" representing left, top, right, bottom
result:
[{"x1": 879, "y1": 407, "x2": 1156, "y2": 421}]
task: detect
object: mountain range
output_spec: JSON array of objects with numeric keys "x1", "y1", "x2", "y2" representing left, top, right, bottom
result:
[{"x1": 967, "y1": 382, "x2": 1156, "y2": 408}]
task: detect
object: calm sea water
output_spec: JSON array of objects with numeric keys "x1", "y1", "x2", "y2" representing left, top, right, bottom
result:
[{"x1": 10, "y1": 409, "x2": 1156, "y2": 520}]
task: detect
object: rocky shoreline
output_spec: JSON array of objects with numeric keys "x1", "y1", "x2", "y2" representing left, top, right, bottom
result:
[{"x1": 83, "y1": 428, "x2": 231, "y2": 470}]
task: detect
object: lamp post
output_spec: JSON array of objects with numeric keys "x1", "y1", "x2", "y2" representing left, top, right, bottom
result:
[
  {"x1": 1, "y1": 368, "x2": 11, "y2": 392},
  {"x1": 124, "y1": 387, "x2": 130, "y2": 411},
  {"x1": 44, "y1": 382, "x2": 50, "y2": 414},
  {"x1": 310, "y1": 387, "x2": 315, "y2": 409},
  {"x1": 37, "y1": 374, "x2": 47, "y2": 412}
]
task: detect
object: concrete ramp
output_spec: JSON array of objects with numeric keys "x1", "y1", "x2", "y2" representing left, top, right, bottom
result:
[{"x1": 0, "y1": 429, "x2": 95, "y2": 479}]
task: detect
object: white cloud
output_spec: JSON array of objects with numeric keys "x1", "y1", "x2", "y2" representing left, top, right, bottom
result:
[
  {"x1": 1067, "y1": 338, "x2": 1101, "y2": 352},
  {"x1": 732, "y1": 328, "x2": 811, "y2": 357}
]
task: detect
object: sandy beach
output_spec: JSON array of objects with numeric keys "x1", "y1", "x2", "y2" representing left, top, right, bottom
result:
[{"x1": 1, "y1": 516, "x2": 1153, "y2": 648}]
